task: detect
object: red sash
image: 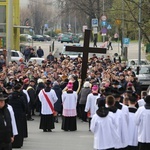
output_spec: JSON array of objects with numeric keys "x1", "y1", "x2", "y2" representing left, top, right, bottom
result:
[{"x1": 42, "y1": 90, "x2": 56, "y2": 116}]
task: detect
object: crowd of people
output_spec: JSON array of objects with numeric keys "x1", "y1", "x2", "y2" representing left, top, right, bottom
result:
[{"x1": 0, "y1": 46, "x2": 150, "y2": 150}]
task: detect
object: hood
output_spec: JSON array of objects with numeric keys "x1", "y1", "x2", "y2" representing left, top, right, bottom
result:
[
  {"x1": 108, "y1": 106, "x2": 117, "y2": 113},
  {"x1": 96, "y1": 107, "x2": 109, "y2": 117}
]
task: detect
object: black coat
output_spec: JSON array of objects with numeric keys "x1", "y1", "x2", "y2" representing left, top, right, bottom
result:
[
  {"x1": 53, "y1": 85, "x2": 62, "y2": 113},
  {"x1": 0, "y1": 105, "x2": 13, "y2": 144},
  {"x1": 8, "y1": 91, "x2": 26, "y2": 148}
]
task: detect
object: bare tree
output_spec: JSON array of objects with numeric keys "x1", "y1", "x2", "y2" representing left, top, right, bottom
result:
[{"x1": 28, "y1": 0, "x2": 53, "y2": 34}]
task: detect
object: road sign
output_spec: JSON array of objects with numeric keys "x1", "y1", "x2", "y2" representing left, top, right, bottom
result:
[
  {"x1": 92, "y1": 18, "x2": 98, "y2": 27},
  {"x1": 93, "y1": 27, "x2": 98, "y2": 34},
  {"x1": 101, "y1": 21, "x2": 107, "y2": 26},
  {"x1": 123, "y1": 38, "x2": 130, "y2": 44},
  {"x1": 107, "y1": 24, "x2": 112, "y2": 30},
  {"x1": 115, "y1": 19, "x2": 121, "y2": 26},
  {"x1": 101, "y1": 15, "x2": 107, "y2": 21},
  {"x1": 82, "y1": 25, "x2": 88, "y2": 32},
  {"x1": 44, "y1": 24, "x2": 48, "y2": 28},
  {"x1": 101, "y1": 28, "x2": 107, "y2": 34},
  {"x1": 123, "y1": 38, "x2": 130, "y2": 47}
]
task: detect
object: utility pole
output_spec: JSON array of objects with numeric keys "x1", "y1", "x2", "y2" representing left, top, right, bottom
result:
[
  {"x1": 102, "y1": 0, "x2": 105, "y2": 42},
  {"x1": 138, "y1": 0, "x2": 142, "y2": 65},
  {"x1": 6, "y1": 0, "x2": 13, "y2": 65}
]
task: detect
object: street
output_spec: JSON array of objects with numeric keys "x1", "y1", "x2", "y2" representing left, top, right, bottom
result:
[
  {"x1": 14, "y1": 116, "x2": 93, "y2": 150},
  {"x1": 26, "y1": 40, "x2": 146, "y2": 60},
  {"x1": 14, "y1": 40, "x2": 146, "y2": 150}
]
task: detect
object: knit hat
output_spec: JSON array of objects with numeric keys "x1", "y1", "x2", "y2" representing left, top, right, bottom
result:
[
  {"x1": 92, "y1": 85, "x2": 98, "y2": 91},
  {"x1": 67, "y1": 82, "x2": 73, "y2": 89}
]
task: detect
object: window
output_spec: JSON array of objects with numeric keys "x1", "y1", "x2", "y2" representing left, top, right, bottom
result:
[
  {"x1": 0, "y1": 6, "x2": 6, "y2": 34},
  {"x1": 11, "y1": 52, "x2": 19, "y2": 57}
]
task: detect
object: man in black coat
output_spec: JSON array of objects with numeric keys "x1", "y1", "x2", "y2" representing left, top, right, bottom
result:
[
  {"x1": 0, "y1": 93, "x2": 14, "y2": 150},
  {"x1": 8, "y1": 83, "x2": 27, "y2": 148},
  {"x1": 37, "y1": 46, "x2": 44, "y2": 58},
  {"x1": 27, "y1": 79, "x2": 36, "y2": 120}
]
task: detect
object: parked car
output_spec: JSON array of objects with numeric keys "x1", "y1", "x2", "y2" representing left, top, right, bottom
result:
[
  {"x1": 20, "y1": 34, "x2": 32, "y2": 42},
  {"x1": 134, "y1": 65, "x2": 150, "y2": 90},
  {"x1": 60, "y1": 33, "x2": 73, "y2": 43},
  {"x1": 72, "y1": 35, "x2": 80, "y2": 43},
  {"x1": 60, "y1": 33, "x2": 80, "y2": 43},
  {"x1": 61, "y1": 44, "x2": 82, "y2": 59},
  {"x1": 57, "y1": 33, "x2": 63, "y2": 41},
  {"x1": 32, "y1": 35, "x2": 45, "y2": 41},
  {"x1": 43, "y1": 35, "x2": 51, "y2": 41},
  {"x1": 0, "y1": 49, "x2": 24, "y2": 63}
]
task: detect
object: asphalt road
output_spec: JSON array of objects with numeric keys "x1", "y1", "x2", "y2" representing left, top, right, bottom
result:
[
  {"x1": 25, "y1": 40, "x2": 146, "y2": 60},
  {"x1": 14, "y1": 116, "x2": 93, "y2": 150}
]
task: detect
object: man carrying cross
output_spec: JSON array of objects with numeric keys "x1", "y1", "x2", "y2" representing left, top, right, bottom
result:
[{"x1": 66, "y1": 29, "x2": 107, "y2": 86}]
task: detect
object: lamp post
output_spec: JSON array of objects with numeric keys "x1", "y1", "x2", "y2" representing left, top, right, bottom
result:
[
  {"x1": 6, "y1": 0, "x2": 13, "y2": 65},
  {"x1": 138, "y1": 0, "x2": 142, "y2": 65},
  {"x1": 102, "y1": 0, "x2": 105, "y2": 42}
]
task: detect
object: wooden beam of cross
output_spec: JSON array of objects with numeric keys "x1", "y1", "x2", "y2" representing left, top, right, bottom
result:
[{"x1": 66, "y1": 29, "x2": 106, "y2": 85}]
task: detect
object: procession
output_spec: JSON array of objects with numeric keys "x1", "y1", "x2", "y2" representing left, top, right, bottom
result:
[
  {"x1": 1, "y1": 0, "x2": 150, "y2": 150},
  {"x1": 0, "y1": 43, "x2": 150, "y2": 150}
]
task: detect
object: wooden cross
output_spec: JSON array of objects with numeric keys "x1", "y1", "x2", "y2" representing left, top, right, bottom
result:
[{"x1": 66, "y1": 29, "x2": 106, "y2": 85}]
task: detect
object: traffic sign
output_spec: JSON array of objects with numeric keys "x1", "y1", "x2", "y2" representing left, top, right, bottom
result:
[
  {"x1": 101, "y1": 28, "x2": 107, "y2": 34},
  {"x1": 107, "y1": 24, "x2": 112, "y2": 30},
  {"x1": 115, "y1": 19, "x2": 121, "y2": 25},
  {"x1": 93, "y1": 27, "x2": 98, "y2": 34},
  {"x1": 101, "y1": 15, "x2": 107, "y2": 21},
  {"x1": 44, "y1": 24, "x2": 48, "y2": 28},
  {"x1": 123, "y1": 38, "x2": 130, "y2": 44},
  {"x1": 82, "y1": 25, "x2": 88, "y2": 32},
  {"x1": 92, "y1": 18, "x2": 98, "y2": 27},
  {"x1": 101, "y1": 21, "x2": 107, "y2": 26}
]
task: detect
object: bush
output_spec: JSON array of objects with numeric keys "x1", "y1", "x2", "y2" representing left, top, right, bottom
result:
[{"x1": 146, "y1": 54, "x2": 150, "y2": 61}]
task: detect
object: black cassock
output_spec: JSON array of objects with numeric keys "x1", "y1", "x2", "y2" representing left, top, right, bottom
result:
[{"x1": 8, "y1": 91, "x2": 27, "y2": 148}]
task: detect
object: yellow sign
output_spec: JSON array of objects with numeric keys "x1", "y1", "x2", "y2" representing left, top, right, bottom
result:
[{"x1": 115, "y1": 19, "x2": 121, "y2": 25}]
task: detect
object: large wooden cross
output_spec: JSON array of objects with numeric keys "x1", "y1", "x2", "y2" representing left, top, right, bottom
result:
[{"x1": 66, "y1": 29, "x2": 106, "y2": 85}]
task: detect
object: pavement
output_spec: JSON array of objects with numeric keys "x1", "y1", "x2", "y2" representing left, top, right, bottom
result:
[{"x1": 14, "y1": 116, "x2": 93, "y2": 150}]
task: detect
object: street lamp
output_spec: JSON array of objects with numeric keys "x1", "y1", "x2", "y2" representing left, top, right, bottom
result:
[{"x1": 138, "y1": 0, "x2": 142, "y2": 65}]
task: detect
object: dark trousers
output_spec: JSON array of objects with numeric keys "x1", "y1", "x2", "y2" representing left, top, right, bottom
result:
[
  {"x1": 127, "y1": 146, "x2": 138, "y2": 150},
  {"x1": 27, "y1": 102, "x2": 32, "y2": 119},
  {"x1": 138, "y1": 142, "x2": 150, "y2": 150},
  {"x1": 79, "y1": 104, "x2": 87, "y2": 121},
  {"x1": 97, "y1": 148, "x2": 115, "y2": 150},
  {"x1": 89, "y1": 118, "x2": 92, "y2": 130},
  {"x1": 0, "y1": 143, "x2": 12, "y2": 150},
  {"x1": 107, "y1": 42, "x2": 113, "y2": 50}
]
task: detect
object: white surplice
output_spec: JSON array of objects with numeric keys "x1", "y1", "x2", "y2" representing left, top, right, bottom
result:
[
  {"x1": 84, "y1": 93, "x2": 101, "y2": 118},
  {"x1": 135, "y1": 106, "x2": 150, "y2": 143},
  {"x1": 7, "y1": 104, "x2": 18, "y2": 136},
  {"x1": 128, "y1": 107, "x2": 138, "y2": 146},
  {"x1": 90, "y1": 112, "x2": 119, "y2": 150},
  {"x1": 38, "y1": 89, "x2": 58, "y2": 115},
  {"x1": 62, "y1": 91, "x2": 77, "y2": 117},
  {"x1": 23, "y1": 89, "x2": 30, "y2": 103},
  {"x1": 138, "y1": 98, "x2": 146, "y2": 107}
]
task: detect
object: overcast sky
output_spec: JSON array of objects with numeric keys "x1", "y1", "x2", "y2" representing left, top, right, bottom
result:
[{"x1": 20, "y1": 0, "x2": 29, "y2": 7}]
